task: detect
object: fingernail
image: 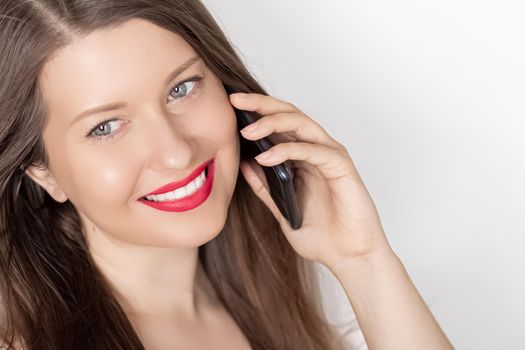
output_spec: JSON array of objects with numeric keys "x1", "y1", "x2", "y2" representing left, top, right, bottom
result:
[
  {"x1": 241, "y1": 122, "x2": 258, "y2": 133},
  {"x1": 232, "y1": 93, "x2": 247, "y2": 99},
  {"x1": 255, "y1": 150, "x2": 273, "y2": 161}
]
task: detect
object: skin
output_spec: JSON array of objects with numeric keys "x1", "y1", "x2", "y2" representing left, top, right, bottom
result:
[{"x1": 25, "y1": 19, "x2": 250, "y2": 348}]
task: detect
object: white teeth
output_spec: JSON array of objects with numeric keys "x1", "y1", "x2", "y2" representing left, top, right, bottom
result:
[{"x1": 145, "y1": 169, "x2": 206, "y2": 202}]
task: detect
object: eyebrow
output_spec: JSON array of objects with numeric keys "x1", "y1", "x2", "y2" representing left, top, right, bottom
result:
[{"x1": 69, "y1": 55, "x2": 201, "y2": 127}]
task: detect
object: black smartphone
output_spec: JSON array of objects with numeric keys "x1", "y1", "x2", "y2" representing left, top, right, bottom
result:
[{"x1": 225, "y1": 86, "x2": 303, "y2": 230}]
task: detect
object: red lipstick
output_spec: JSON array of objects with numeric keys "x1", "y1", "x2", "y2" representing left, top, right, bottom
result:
[{"x1": 137, "y1": 158, "x2": 215, "y2": 212}]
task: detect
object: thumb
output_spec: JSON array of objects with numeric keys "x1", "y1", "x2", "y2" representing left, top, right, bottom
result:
[{"x1": 239, "y1": 159, "x2": 286, "y2": 225}]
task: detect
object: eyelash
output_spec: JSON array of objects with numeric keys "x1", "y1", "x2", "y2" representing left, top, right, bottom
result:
[{"x1": 86, "y1": 75, "x2": 203, "y2": 143}]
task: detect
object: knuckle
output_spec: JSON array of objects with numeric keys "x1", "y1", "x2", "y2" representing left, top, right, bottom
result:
[
  {"x1": 296, "y1": 121, "x2": 306, "y2": 135},
  {"x1": 285, "y1": 101, "x2": 298, "y2": 111},
  {"x1": 296, "y1": 114, "x2": 310, "y2": 131},
  {"x1": 338, "y1": 142, "x2": 349, "y2": 153}
]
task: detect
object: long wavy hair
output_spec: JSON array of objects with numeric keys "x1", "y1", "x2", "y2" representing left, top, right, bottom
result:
[{"x1": 0, "y1": 1, "x2": 345, "y2": 349}]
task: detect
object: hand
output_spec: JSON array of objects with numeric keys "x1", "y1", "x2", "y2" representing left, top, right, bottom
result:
[{"x1": 230, "y1": 92, "x2": 393, "y2": 270}]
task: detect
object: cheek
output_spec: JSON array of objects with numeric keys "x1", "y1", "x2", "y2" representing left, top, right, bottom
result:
[
  {"x1": 206, "y1": 113, "x2": 238, "y2": 145},
  {"x1": 43, "y1": 113, "x2": 139, "y2": 206},
  {"x1": 203, "y1": 102, "x2": 241, "y2": 175},
  {"x1": 200, "y1": 91, "x2": 239, "y2": 145},
  {"x1": 68, "y1": 151, "x2": 138, "y2": 206}
]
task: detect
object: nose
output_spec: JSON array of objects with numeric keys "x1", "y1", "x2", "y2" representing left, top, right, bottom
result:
[{"x1": 140, "y1": 109, "x2": 194, "y2": 172}]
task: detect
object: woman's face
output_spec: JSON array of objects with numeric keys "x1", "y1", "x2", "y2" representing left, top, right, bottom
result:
[{"x1": 31, "y1": 19, "x2": 240, "y2": 248}]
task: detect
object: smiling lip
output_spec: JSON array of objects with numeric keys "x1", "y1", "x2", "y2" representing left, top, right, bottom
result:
[
  {"x1": 137, "y1": 159, "x2": 215, "y2": 212},
  {"x1": 141, "y1": 158, "x2": 213, "y2": 197}
]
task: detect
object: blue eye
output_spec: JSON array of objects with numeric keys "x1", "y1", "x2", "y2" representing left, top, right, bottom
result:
[
  {"x1": 89, "y1": 119, "x2": 122, "y2": 138},
  {"x1": 167, "y1": 76, "x2": 202, "y2": 102},
  {"x1": 86, "y1": 75, "x2": 203, "y2": 143}
]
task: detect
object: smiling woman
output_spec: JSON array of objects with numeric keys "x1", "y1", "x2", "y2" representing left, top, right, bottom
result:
[
  {"x1": 0, "y1": 1, "x2": 456, "y2": 350},
  {"x1": 0, "y1": 1, "x2": 345, "y2": 349}
]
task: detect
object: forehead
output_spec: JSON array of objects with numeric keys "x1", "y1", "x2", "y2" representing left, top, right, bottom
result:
[{"x1": 39, "y1": 19, "x2": 198, "y2": 125}]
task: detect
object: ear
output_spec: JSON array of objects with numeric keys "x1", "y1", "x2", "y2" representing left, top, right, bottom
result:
[{"x1": 24, "y1": 164, "x2": 68, "y2": 203}]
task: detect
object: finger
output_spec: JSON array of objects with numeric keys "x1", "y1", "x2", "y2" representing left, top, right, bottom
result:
[
  {"x1": 239, "y1": 159, "x2": 290, "y2": 229},
  {"x1": 240, "y1": 111, "x2": 347, "y2": 152},
  {"x1": 229, "y1": 92, "x2": 297, "y2": 116},
  {"x1": 254, "y1": 141, "x2": 355, "y2": 183}
]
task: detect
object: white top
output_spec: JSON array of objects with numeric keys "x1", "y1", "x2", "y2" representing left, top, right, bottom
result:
[{"x1": 315, "y1": 262, "x2": 368, "y2": 350}]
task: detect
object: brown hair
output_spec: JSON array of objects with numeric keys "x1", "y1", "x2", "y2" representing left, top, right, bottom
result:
[{"x1": 0, "y1": 1, "x2": 344, "y2": 349}]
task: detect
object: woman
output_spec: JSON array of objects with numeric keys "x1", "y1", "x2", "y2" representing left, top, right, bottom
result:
[{"x1": 0, "y1": 0, "x2": 454, "y2": 349}]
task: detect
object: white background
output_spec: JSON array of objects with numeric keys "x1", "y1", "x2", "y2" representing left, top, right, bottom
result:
[{"x1": 202, "y1": 1, "x2": 525, "y2": 349}]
